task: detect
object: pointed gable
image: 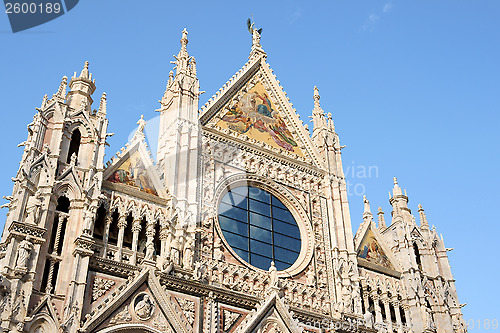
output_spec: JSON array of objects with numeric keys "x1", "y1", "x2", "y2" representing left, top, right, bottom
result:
[
  {"x1": 215, "y1": 80, "x2": 304, "y2": 155},
  {"x1": 357, "y1": 228, "x2": 394, "y2": 270},
  {"x1": 355, "y1": 223, "x2": 400, "y2": 276},
  {"x1": 236, "y1": 292, "x2": 303, "y2": 333},
  {"x1": 103, "y1": 135, "x2": 167, "y2": 199},
  {"x1": 200, "y1": 54, "x2": 325, "y2": 168},
  {"x1": 106, "y1": 150, "x2": 158, "y2": 196},
  {"x1": 83, "y1": 269, "x2": 193, "y2": 333}
]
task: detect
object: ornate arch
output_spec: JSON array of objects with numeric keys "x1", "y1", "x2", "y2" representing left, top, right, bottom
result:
[
  {"x1": 26, "y1": 313, "x2": 58, "y2": 333},
  {"x1": 95, "y1": 323, "x2": 164, "y2": 333},
  {"x1": 53, "y1": 182, "x2": 80, "y2": 201},
  {"x1": 64, "y1": 119, "x2": 92, "y2": 138}
]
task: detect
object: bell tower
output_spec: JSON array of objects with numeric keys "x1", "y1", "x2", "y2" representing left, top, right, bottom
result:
[{"x1": 0, "y1": 62, "x2": 110, "y2": 332}]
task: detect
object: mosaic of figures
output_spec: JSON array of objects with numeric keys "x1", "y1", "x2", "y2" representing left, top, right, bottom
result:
[
  {"x1": 107, "y1": 150, "x2": 158, "y2": 195},
  {"x1": 357, "y1": 229, "x2": 394, "y2": 270},
  {"x1": 216, "y1": 81, "x2": 302, "y2": 154}
]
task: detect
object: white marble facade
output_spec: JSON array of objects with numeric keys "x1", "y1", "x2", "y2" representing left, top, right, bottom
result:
[{"x1": 0, "y1": 27, "x2": 466, "y2": 333}]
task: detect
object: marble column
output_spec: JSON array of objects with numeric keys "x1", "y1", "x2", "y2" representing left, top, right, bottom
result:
[
  {"x1": 130, "y1": 218, "x2": 142, "y2": 265},
  {"x1": 102, "y1": 215, "x2": 112, "y2": 258},
  {"x1": 115, "y1": 214, "x2": 127, "y2": 261}
]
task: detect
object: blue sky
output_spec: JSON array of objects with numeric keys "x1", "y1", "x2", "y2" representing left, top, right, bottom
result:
[{"x1": 0, "y1": 0, "x2": 498, "y2": 329}]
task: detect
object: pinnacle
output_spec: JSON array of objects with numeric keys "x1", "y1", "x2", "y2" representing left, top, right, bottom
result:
[
  {"x1": 392, "y1": 176, "x2": 402, "y2": 196},
  {"x1": 180, "y1": 28, "x2": 189, "y2": 50},
  {"x1": 98, "y1": 92, "x2": 107, "y2": 115},
  {"x1": 80, "y1": 61, "x2": 90, "y2": 79},
  {"x1": 418, "y1": 203, "x2": 429, "y2": 228},
  {"x1": 314, "y1": 86, "x2": 320, "y2": 102}
]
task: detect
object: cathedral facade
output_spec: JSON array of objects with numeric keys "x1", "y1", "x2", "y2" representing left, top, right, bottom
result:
[{"x1": 0, "y1": 28, "x2": 466, "y2": 333}]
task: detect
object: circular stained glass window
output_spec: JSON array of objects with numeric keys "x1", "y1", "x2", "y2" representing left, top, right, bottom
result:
[{"x1": 218, "y1": 186, "x2": 301, "y2": 271}]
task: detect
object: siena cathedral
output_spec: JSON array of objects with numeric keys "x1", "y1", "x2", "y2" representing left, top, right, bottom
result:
[{"x1": 0, "y1": 27, "x2": 466, "y2": 333}]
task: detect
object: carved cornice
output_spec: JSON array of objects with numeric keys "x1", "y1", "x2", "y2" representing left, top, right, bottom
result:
[
  {"x1": 89, "y1": 256, "x2": 140, "y2": 278},
  {"x1": 203, "y1": 127, "x2": 324, "y2": 178},
  {"x1": 158, "y1": 273, "x2": 259, "y2": 309},
  {"x1": 8, "y1": 221, "x2": 46, "y2": 242},
  {"x1": 102, "y1": 181, "x2": 169, "y2": 206}
]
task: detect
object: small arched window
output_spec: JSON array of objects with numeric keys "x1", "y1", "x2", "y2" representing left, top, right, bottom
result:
[
  {"x1": 66, "y1": 129, "x2": 81, "y2": 163},
  {"x1": 108, "y1": 210, "x2": 119, "y2": 246},
  {"x1": 413, "y1": 243, "x2": 422, "y2": 270},
  {"x1": 153, "y1": 221, "x2": 161, "y2": 256},
  {"x1": 93, "y1": 204, "x2": 107, "y2": 240}
]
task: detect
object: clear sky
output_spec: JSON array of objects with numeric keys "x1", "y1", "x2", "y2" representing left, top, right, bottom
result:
[{"x1": 0, "y1": 0, "x2": 498, "y2": 330}]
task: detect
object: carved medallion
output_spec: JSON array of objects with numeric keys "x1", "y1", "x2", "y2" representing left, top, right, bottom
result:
[{"x1": 133, "y1": 292, "x2": 155, "y2": 321}]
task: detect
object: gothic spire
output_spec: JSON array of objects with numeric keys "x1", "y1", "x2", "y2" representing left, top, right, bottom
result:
[
  {"x1": 97, "y1": 92, "x2": 107, "y2": 116},
  {"x1": 418, "y1": 204, "x2": 429, "y2": 229},
  {"x1": 172, "y1": 28, "x2": 195, "y2": 77},
  {"x1": 54, "y1": 76, "x2": 68, "y2": 100},
  {"x1": 310, "y1": 86, "x2": 327, "y2": 132}
]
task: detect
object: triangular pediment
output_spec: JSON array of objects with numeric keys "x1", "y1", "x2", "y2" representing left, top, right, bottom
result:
[
  {"x1": 55, "y1": 165, "x2": 84, "y2": 196},
  {"x1": 356, "y1": 223, "x2": 401, "y2": 275},
  {"x1": 103, "y1": 136, "x2": 167, "y2": 199},
  {"x1": 236, "y1": 292, "x2": 303, "y2": 333},
  {"x1": 27, "y1": 295, "x2": 61, "y2": 325},
  {"x1": 200, "y1": 55, "x2": 325, "y2": 168},
  {"x1": 83, "y1": 268, "x2": 192, "y2": 333}
]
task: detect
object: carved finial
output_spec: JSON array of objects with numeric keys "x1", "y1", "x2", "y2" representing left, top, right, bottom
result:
[
  {"x1": 418, "y1": 204, "x2": 429, "y2": 229},
  {"x1": 313, "y1": 86, "x2": 320, "y2": 107},
  {"x1": 180, "y1": 28, "x2": 189, "y2": 56},
  {"x1": 80, "y1": 61, "x2": 90, "y2": 79},
  {"x1": 98, "y1": 92, "x2": 107, "y2": 115},
  {"x1": 392, "y1": 176, "x2": 402, "y2": 196}
]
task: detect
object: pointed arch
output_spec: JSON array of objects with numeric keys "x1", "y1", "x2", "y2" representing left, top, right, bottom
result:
[
  {"x1": 95, "y1": 323, "x2": 164, "y2": 333},
  {"x1": 66, "y1": 128, "x2": 81, "y2": 163}
]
